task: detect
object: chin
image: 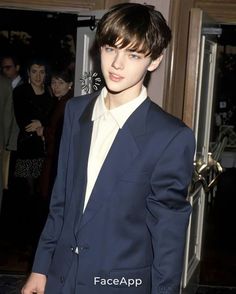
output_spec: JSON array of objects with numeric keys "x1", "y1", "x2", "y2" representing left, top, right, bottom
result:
[
  {"x1": 106, "y1": 85, "x2": 124, "y2": 95},
  {"x1": 105, "y1": 82, "x2": 124, "y2": 93}
]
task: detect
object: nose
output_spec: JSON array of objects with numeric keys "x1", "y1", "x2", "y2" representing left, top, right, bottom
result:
[
  {"x1": 36, "y1": 72, "x2": 41, "y2": 80},
  {"x1": 111, "y1": 51, "x2": 124, "y2": 70}
]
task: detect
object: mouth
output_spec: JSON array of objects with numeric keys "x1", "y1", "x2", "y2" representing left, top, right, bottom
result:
[{"x1": 109, "y1": 72, "x2": 124, "y2": 82}]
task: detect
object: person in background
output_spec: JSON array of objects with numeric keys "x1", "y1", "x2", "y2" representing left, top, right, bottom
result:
[
  {"x1": 13, "y1": 57, "x2": 54, "y2": 250},
  {"x1": 37, "y1": 68, "x2": 73, "y2": 222},
  {"x1": 0, "y1": 75, "x2": 16, "y2": 214},
  {"x1": 22, "y1": 4, "x2": 195, "y2": 294},
  {"x1": 0, "y1": 54, "x2": 23, "y2": 89},
  {"x1": 0, "y1": 54, "x2": 23, "y2": 190}
]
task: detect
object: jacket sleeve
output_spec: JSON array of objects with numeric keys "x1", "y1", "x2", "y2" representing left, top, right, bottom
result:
[
  {"x1": 146, "y1": 126, "x2": 195, "y2": 294},
  {"x1": 32, "y1": 100, "x2": 73, "y2": 274},
  {"x1": 2, "y1": 82, "x2": 14, "y2": 150},
  {"x1": 7, "y1": 115, "x2": 19, "y2": 151}
]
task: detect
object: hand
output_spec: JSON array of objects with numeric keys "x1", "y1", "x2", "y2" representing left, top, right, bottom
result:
[
  {"x1": 25, "y1": 120, "x2": 42, "y2": 132},
  {"x1": 36, "y1": 126, "x2": 44, "y2": 137},
  {"x1": 21, "y1": 272, "x2": 47, "y2": 294}
]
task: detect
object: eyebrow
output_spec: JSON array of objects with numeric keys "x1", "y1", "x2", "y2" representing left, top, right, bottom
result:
[
  {"x1": 108, "y1": 44, "x2": 143, "y2": 53},
  {"x1": 126, "y1": 48, "x2": 141, "y2": 53},
  {"x1": 1, "y1": 65, "x2": 14, "y2": 68}
]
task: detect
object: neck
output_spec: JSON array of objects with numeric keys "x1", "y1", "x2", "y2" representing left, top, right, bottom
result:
[
  {"x1": 31, "y1": 84, "x2": 44, "y2": 95},
  {"x1": 105, "y1": 87, "x2": 143, "y2": 110}
]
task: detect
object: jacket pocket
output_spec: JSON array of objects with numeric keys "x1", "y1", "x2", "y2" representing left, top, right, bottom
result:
[{"x1": 108, "y1": 266, "x2": 151, "y2": 289}]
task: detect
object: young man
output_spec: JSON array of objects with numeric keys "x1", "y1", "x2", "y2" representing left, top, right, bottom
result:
[{"x1": 22, "y1": 3, "x2": 195, "y2": 294}]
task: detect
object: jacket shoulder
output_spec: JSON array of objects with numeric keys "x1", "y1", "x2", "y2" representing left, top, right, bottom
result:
[
  {"x1": 147, "y1": 100, "x2": 195, "y2": 146},
  {"x1": 67, "y1": 91, "x2": 99, "y2": 111},
  {"x1": 13, "y1": 83, "x2": 30, "y2": 97},
  {"x1": 148, "y1": 100, "x2": 190, "y2": 130}
]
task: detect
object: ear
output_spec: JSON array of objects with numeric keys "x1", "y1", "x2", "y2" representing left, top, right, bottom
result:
[
  {"x1": 147, "y1": 55, "x2": 163, "y2": 72},
  {"x1": 68, "y1": 82, "x2": 73, "y2": 89},
  {"x1": 16, "y1": 65, "x2": 20, "y2": 72}
]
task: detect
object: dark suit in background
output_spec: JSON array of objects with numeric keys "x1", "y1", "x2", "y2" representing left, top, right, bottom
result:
[{"x1": 0, "y1": 75, "x2": 16, "y2": 214}]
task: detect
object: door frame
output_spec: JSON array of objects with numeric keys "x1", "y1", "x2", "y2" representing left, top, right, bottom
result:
[
  {"x1": 0, "y1": 0, "x2": 98, "y2": 12},
  {"x1": 165, "y1": 0, "x2": 236, "y2": 120},
  {"x1": 183, "y1": 8, "x2": 203, "y2": 128},
  {"x1": 74, "y1": 10, "x2": 106, "y2": 96},
  {"x1": 182, "y1": 31, "x2": 218, "y2": 289}
]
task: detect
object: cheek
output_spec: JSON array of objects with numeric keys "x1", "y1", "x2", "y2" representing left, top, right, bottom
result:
[
  {"x1": 100, "y1": 60, "x2": 107, "y2": 76},
  {"x1": 60, "y1": 89, "x2": 67, "y2": 95},
  {"x1": 63, "y1": 85, "x2": 69, "y2": 92},
  {"x1": 127, "y1": 65, "x2": 146, "y2": 79},
  {"x1": 101, "y1": 52, "x2": 112, "y2": 69},
  {"x1": 59, "y1": 85, "x2": 67, "y2": 93}
]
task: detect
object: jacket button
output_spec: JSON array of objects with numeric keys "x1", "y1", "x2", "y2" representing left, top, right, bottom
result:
[{"x1": 60, "y1": 276, "x2": 64, "y2": 283}]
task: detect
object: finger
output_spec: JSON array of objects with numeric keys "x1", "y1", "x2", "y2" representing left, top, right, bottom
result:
[{"x1": 25, "y1": 124, "x2": 32, "y2": 128}]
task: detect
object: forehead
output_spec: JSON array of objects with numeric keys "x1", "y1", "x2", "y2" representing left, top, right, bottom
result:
[
  {"x1": 113, "y1": 38, "x2": 148, "y2": 54},
  {"x1": 2, "y1": 57, "x2": 14, "y2": 65},
  {"x1": 51, "y1": 77, "x2": 66, "y2": 82},
  {"x1": 30, "y1": 64, "x2": 45, "y2": 71}
]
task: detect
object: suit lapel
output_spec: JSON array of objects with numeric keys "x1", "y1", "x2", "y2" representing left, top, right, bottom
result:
[
  {"x1": 71, "y1": 98, "x2": 95, "y2": 228},
  {"x1": 77, "y1": 98, "x2": 151, "y2": 232}
]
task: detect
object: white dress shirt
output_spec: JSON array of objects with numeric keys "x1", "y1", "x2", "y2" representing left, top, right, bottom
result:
[
  {"x1": 83, "y1": 86, "x2": 148, "y2": 211},
  {"x1": 12, "y1": 75, "x2": 22, "y2": 89}
]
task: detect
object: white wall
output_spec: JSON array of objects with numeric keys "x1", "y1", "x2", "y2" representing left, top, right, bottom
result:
[{"x1": 129, "y1": 0, "x2": 171, "y2": 106}]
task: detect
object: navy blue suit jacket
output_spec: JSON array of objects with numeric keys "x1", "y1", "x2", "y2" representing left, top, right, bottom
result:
[{"x1": 32, "y1": 92, "x2": 195, "y2": 294}]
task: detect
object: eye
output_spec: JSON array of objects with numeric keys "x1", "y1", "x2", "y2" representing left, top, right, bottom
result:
[
  {"x1": 104, "y1": 45, "x2": 114, "y2": 52},
  {"x1": 129, "y1": 52, "x2": 141, "y2": 60}
]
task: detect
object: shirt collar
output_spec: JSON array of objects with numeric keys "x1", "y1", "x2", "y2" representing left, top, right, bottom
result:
[
  {"x1": 12, "y1": 75, "x2": 21, "y2": 89},
  {"x1": 92, "y1": 87, "x2": 108, "y2": 121},
  {"x1": 92, "y1": 86, "x2": 147, "y2": 128}
]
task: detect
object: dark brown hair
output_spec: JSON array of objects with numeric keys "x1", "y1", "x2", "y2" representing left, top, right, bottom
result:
[
  {"x1": 96, "y1": 3, "x2": 172, "y2": 60},
  {"x1": 51, "y1": 68, "x2": 74, "y2": 83}
]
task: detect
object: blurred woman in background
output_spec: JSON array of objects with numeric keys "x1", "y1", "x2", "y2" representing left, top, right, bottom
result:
[
  {"x1": 37, "y1": 68, "x2": 73, "y2": 210},
  {"x1": 13, "y1": 57, "x2": 54, "y2": 191},
  {"x1": 13, "y1": 57, "x2": 54, "y2": 249}
]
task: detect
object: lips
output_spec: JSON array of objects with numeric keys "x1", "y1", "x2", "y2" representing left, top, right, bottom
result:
[{"x1": 109, "y1": 72, "x2": 124, "y2": 82}]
